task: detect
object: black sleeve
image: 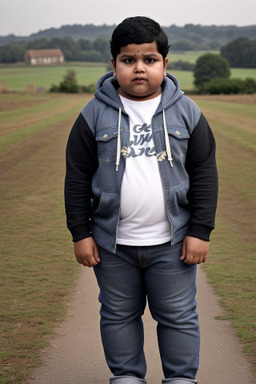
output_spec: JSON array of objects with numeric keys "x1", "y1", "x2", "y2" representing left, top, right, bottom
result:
[
  {"x1": 64, "y1": 113, "x2": 98, "y2": 242},
  {"x1": 185, "y1": 113, "x2": 218, "y2": 241}
]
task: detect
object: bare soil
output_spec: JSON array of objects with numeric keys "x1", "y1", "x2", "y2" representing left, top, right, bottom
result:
[
  {"x1": 28, "y1": 267, "x2": 256, "y2": 384},
  {"x1": 1, "y1": 93, "x2": 255, "y2": 384},
  {"x1": 192, "y1": 93, "x2": 256, "y2": 105}
]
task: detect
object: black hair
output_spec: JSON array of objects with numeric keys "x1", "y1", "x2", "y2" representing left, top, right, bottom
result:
[{"x1": 110, "y1": 16, "x2": 170, "y2": 62}]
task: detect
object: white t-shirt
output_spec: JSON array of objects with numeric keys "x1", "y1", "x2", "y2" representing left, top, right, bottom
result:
[{"x1": 116, "y1": 94, "x2": 172, "y2": 246}]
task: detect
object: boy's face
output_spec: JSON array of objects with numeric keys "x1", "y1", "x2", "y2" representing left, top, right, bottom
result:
[{"x1": 111, "y1": 41, "x2": 168, "y2": 101}]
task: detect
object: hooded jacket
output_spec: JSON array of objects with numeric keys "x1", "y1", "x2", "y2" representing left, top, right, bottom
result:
[{"x1": 65, "y1": 72, "x2": 218, "y2": 253}]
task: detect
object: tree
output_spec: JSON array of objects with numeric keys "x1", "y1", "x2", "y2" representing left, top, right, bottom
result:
[
  {"x1": 77, "y1": 38, "x2": 92, "y2": 51},
  {"x1": 78, "y1": 50, "x2": 102, "y2": 62},
  {"x1": 25, "y1": 37, "x2": 50, "y2": 50},
  {"x1": 93, "y1": 38, "x2": 110, "y2": 62},
  {"x1": 193, "y1": 53, "x2": 230, "y2": 90},
  {"x1": 172, "y1": 40, "x2": 198, "y2": 51},
  {"x1": 0, "y1": 44, "x2": 25, "y2": 63},
  {"x1": 221, "y1": 38, "x2": 256, "y2": 68},
  {"x1": 59, "y1": 70, "x2": 79, "y2": 93},
  {"x1": 49, "y1": 37, "x2": 79, "y2": 61}
]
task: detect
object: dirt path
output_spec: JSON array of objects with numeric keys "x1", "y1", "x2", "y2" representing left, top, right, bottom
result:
[{"x1": 28, "y1": 266, "x2": 255, "y2": 384}]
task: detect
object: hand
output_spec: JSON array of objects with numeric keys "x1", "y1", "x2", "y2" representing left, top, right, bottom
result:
[
  {"x1": 180, "y1": 236, "x2": 209, "y2": 265},
  {"x1": 74, "y1": 237, "x2": 100, "y2": 267}
]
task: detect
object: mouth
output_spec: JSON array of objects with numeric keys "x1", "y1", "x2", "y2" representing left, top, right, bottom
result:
[{"x1": 133, "y1": 77, "x2": 146, "y2": 83}]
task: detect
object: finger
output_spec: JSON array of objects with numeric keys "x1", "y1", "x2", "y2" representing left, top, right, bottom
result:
[
  {"x1": 77, "y1": 256, "x2": 92, "y2": 267},
  {"x1": 87, "y1": 255, "x2": 100, "y2": 267},
  {"x1": 180, "y1": 244, "x2": 186, "y2": 260},
  {"x1": 76, "y1": 256, "x2": 83, "y2": 265},
  {"x1": 94, "y1": 248, "x2": 101, "y2": 263},
  {"x1": 183, "y1": 255, "x2": 193, "y2": 265},
  {"x1": 184, "y1": 254, "x2": 201, "y2": 265}
]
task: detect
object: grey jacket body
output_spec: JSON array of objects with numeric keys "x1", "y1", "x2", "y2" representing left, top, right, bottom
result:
[{"x1": 65, "y1": 72, "x2": 218, "y2": 253}]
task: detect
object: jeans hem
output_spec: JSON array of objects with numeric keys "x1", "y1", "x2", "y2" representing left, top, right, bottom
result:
[
  {"x1": 110, "y1": 376, "x2": 147, "y2": 383},
  {"x1": 162, "y1": 378, "x2": 198, "y2": 384}
]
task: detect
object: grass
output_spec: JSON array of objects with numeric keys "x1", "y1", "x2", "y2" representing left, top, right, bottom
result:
[
  {"x1": 1, "y1": 54, "x2": 256, "y2": 93},
  {"x1": 192, "y1": 94, "x2": 256, "y2": 370},
  {"x1": 0, "y1": 92, "x2": 91, "y2": 383},
  {"x1": 0, "y1": 63, "x2": 107, "y2": 92},
  {"x1": 1, "y1": 64, "x2": 256, "y2": 93},
  {"x1": 231, "y1": 68, "x2": 256, "y2": 80},
  {"x1": 168, "y1": 50, "x2": 219, "y2": 63},
  {"x1": 0, "y1": 97, "x2": 83, "y2": 148},
  {"x1": 173, "y1": 68, "x2": 256, "y2": 91},
  {"x1": 0, "y1": 63, "x2": 197, "y2": 91},
  {"x1": 0, "y1": 92, "x2": 255, "y2": 382}
]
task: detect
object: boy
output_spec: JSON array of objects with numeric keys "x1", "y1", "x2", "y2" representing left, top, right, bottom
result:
[{"x1": 65, "y1": 16, "x2": 218, "y2": 384}]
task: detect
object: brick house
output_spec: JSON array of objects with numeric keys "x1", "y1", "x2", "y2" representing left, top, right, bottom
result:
[{"x1": 24, "y1": 49, "x2": 64, "y2": 65}]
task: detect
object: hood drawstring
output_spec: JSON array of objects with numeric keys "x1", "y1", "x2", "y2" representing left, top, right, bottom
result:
[
  {"x1": 116, "y1": 108, "x2": 122, "y2": 171},
  {"x1": 163, "y1": 110, "x2": 173, "y2": 167}
]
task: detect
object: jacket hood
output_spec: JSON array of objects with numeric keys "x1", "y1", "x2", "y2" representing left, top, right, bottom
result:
[
  {"x1": 94, "y1": 71, "x2": 184, "y2": 172},
  {"x1": 94, "y1": 71, "x2": 184, "y2": 112}
]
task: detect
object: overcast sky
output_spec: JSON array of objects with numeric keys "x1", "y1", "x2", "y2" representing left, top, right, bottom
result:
[{"x1": 0, "y1": 0, "x2": 255, "y2": 36}]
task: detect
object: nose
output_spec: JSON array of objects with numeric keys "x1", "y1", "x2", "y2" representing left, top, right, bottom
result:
[{"x1": 134, "y1": 62, "x2": 145, "y2": 73}]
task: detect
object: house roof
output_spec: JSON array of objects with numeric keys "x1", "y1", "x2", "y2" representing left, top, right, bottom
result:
[{"x1": 25, "y1": 49, "x2": 64, "y2": 58}]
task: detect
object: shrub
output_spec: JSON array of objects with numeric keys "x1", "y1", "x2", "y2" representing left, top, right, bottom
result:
[
  {"x1": 49, "y1": 83, "x2": 60, "y2": 93},
  {"x1": 243, "y1": 78, "x2": 256, "y2": 94},
  {"x1": 49, "y1": 70, "x2": 96, "y2": 93},
  {"x1": 203, "y1": 77, "x2": 256, "y2": 94},
  {"x1": 80, "y1": 84, "x2": 96, "y2": 93},
  {"x1": 49, "y1": 70, "x2": 79, "y2": 93},
  {"x1": 58, "y1": 70, "x2": 79, "y2": 93},
  {"x1": 167, "y1": 60, "x2": 195, "y2": 71},
  {"x1": 194, "y1": 53, "x2": 230, "y2": 90}
]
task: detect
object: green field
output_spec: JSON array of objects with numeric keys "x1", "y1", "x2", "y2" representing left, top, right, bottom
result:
[
  {"x1": 193, "y1": 93, "x2": 256, "y2": 371},
  {"x1": 168, "y1": 50, "x2": 219, "y2": 63},
  {"x1": 1, "y1": 59, "x2": 256, "y2": 92},
  {"x1": 0, "y1": 63, "x2": 107, "y2": 92},
  {"x1": 0, "y1": 92, "x2": 255, "y2": 383}
]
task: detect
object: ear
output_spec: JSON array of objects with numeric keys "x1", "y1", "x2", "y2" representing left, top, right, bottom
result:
[
  {"x1": 111, "y1": 57, "x2": 116, "y2": 76},
  {"x1": 164, "y1": 57, "x2": 168, "y2": 77}
]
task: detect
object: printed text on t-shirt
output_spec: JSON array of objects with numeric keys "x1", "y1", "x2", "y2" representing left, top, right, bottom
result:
[{"x1": 127, "y1": 123, "x2": 156, "y2": 158}]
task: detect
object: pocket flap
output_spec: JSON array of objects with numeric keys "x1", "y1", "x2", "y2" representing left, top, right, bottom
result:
[
  {"x1": 167, "y1": 126, "x2": 190, "y2": 139},
  {"x1": 96, "y1": 128, "x2": 117, "y2": 142}
]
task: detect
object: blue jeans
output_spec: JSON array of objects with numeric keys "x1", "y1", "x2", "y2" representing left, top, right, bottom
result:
[{"x1": 93, "y1": 241, "x2": 200, "y2": 382}]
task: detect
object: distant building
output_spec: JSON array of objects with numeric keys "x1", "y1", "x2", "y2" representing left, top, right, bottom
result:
[{"x1": 24, "y1": 49, "x2": 64, "y2": 65}]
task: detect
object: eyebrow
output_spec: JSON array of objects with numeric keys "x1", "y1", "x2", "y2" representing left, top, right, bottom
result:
[{"x1": 119, "y1": 53, "x2": 160, "y2": 58}]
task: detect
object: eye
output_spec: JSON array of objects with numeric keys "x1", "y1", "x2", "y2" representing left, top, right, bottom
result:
[
  {"x1": 122, "y1": 58, "x2": 135, "y2": 64},
  {"x1": 145, "y1": 58, "x2": 156, "y2": 64}
]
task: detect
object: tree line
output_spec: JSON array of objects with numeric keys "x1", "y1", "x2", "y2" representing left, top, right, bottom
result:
[
  {"x1": 0, "y1": 36, "x2": 110, "y2": 63},
  {"x1": 220, "y1": 37, "x2": 256, "y2": 68},
  {"x1": 1, "y1": 23, "x2": 256, "y2": 49},
  {"x1": 0, "y1": 36, "x2": 256, "y2": 68}
]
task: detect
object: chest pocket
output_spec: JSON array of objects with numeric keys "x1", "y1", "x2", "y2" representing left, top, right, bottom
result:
[
  {"x1": 96, "y1": 128, "x2": 118, "y2": 163},
  {"x1": 167, "y1": 126, "x2": 190, "y2": 160}
]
